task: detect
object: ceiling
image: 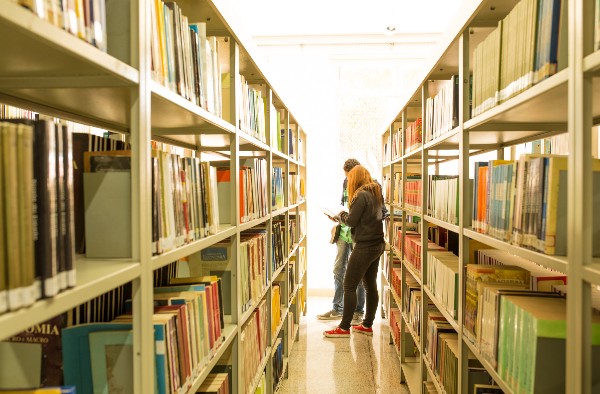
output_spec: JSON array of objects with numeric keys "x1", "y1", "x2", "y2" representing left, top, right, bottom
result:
[{"x1": 215, "y1": 0, "x2": 467, "y2": 169}]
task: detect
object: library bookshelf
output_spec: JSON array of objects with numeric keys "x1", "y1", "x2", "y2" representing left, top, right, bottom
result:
[
  {"x1": 380, "y1": 0, "x2": 599, "y2": 392},
  {"x1": 0, "y1": 0, "x2": 307, "y2": 393}
]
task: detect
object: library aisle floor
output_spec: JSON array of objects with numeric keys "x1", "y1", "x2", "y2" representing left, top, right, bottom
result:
[{"x1": 278, "y1": 296, "x2": 408, "y2": 393}]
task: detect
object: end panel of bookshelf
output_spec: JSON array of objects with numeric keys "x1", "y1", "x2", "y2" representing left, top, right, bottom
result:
[{"x1": 0, "y1": 258, "x2": 141, "y2": 338}]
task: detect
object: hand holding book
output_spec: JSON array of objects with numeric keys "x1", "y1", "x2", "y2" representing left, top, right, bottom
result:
[{"x1": 321, "y1": 205, "x2": 347, "y2": 223}]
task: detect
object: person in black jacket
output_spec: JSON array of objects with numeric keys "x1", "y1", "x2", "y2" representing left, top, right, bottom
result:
[{"x1": 324, "y1": 165, "x2": 386, "y2": 338}]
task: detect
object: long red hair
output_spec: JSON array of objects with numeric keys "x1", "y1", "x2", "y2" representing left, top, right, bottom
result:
[{"x1": 347, "y1": 165, "x2": 382, "y2": 205}]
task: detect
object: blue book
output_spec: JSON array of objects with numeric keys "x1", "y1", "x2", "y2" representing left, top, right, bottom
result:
[{"x1": 62, "y1": 323, "x2": 133, "y2": 394}]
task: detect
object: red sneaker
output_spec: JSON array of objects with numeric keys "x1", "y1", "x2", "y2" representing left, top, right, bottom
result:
[
  {"x1": 323, "y1": 326, "x2": 350, "y2": 338},
  {"x1": 351, "y1": 324, "x2": 373, "y2": 336}
]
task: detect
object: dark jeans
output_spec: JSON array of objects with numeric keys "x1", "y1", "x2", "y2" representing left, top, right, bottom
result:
[{"x1": 339, "y1": 241, "x2": 385, "y2": 330}]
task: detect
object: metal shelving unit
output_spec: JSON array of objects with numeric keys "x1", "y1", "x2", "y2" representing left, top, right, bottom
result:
[
  {"x1": 0, "y1": 0, "x2": 309, "y2": 392},
  {"x1": 379, "y1": 0, "x2": 599, "y2": 392}
]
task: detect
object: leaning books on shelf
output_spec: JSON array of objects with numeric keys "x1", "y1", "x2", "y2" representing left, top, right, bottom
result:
[
  {"x1": 424, "y1": 75, "x2": 459, "y2": 143},
  {"x1": 14, "y1": 0, "x2": 107, "y2": 51},
  {"x1": 148, "y1": 2, "x2": 225, "y2": 116},
  {"x1": 239, "y1": 158, "x2": 268, "y2": 224},
  {"x1": 464, "y1": 263, "x2": 530, "y2": 343},
  {"x1": 0, "y1": 118, "x2": 77, "y2": 315},
  {"x1": 150, "y1": 145, "x2": 221, "y2": 255},
  {"x1": 496, "y1": 295, "x2": 600, "y2": 393},
  {"x1": 472, "y1": 154, "x2": 600, "y2": 256},
  {"x1": 405, "y1": 118, "x2": 422, "y2": 153},
  {"x1": 427, "y1": 175, "x2": 459, "y2": 225},
  {"x1": 271, "y1": 338, "x2": 284, "y2": 391},
  {"x1": 239, "y1": 229, "x2": 269, "y2": 313},
  {"x1": 238, "y1": 74, "x2": 266, "y2": 143},
  {"x1": 241, "y1": 299, "x2": 268, "y2": 393},
  {"x1": 471, "y1": 0, "x2": 566, "y2": 116}
]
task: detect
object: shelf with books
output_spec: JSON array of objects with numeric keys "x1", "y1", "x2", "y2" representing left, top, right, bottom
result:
[
  {"x1": 271, "y1": 306, "x2": 290, "y2": 348},
  {"x1": 463, "y1": 228, "x2": 568, "y2": 274},
  {"x1": 401, "y1": 311, "x2": 421, "y2": 352},
  {"x1": 403, "y1": 259, "x2": 422, "y2": 285},
  {"x1": 424, "y1": 215, "x2": 460, "y2": 235},
  {"x1": 151, "y1": 226, "x2": 237, "y2": 270},
  {"x1": 463, "y1": 336, "x2": 513, "y2": 394},
  {"x1": 423, "y1": 355, "x2": 446, "y2": 394},
  {"x1": 248, "y1": 345, "x2": 272, "y2": 394},
  {"x1": 0, "y1": 259, "x2": 140, "y2": 339},
  {"x1": 240, "y1": 284, "x2": 271, "y2": 327},
  {"x1": 0, "y1": 0, "x2": 138, "y2": 83},
  {"x1": 188, "y1": 324, "x2": 237, "y2": 393},
  {"x1": 464, "y1": 69, "x2": 568, "y2": 132},
  {"x1": 422, "y1": 286, "x2": 459, "y2": 332}
]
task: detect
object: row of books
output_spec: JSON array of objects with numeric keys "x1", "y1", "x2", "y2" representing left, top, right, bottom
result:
[
  {"x1": 16, "y1": 0, "x2": 107, "y2": 50},
  {"x1": 427, "y1": 175, "x2": 459, "y2": 225},
  {"x1": 241, "y1": 299, "x2": 268, "y2": 394},
  {"x1": 56, "y1": 273, "x2": 225, "y2": 394},
  {"x1": 288, "y1": 173, "x2": 304, "y2": 205},
  {"x1": 384, "y1": 171, "x2": 402, "y2": 205},
  {"x1": 472, "y1": 0, "x2": 566, "y2": 116},
  {"x1": 151, "y1": 146, "x2": 220, "y2": 256},
  {"x1": 390, "y1": 124, "x2": 402, "y2": 161},
  {"x1": 238, "y1": 75, "x2": 266, "y2": 143},
  {"x1": 272, "y1": 167, "x2": 285, "y2": 210},
  {"x1": 404, "y1": 234, "x2": 446, "y2": 274},
  {"x1": 287, "y1": 310, "x2": 295, "y2": 352},
  {"x1": 271, "y1": 282, "x2": 283, "y2": 338},
  {"x1": 271, "y1": 338, "x2": 284, "y2": 391},
  {"x1": 426, "y1": 251, "x2": 459, "y2": 319},
  {"x1": 405, "y1": 118, "x2": 423, "y2": 154},
  {"x1": 404, "y1": 175, "x2": 422, "y2": 212},
  {"x1": 389, "y1": 307, "x2": 401, "y2": 352},
  {"x1": 149, "y1": 0, "x2": 224, "y2": 116},
  {"x1": 271, "y1": 220, "x2": 286, "y2": 273},
  {"x1": 424, "y1": 76, "x2": 459, "y2": 143},
  {"x1": 424, "y1": 310, "x2": 491, "y2": 394},
  {"x1": 495, "y1": 295, "x2": 600, "y2": 393},
  {"x1": 0, "y1": 119, "x2": 76, "y2": 315},
  {"x1": 403, "y1": 274, "x2": 424, "y2": 339},
  {"x1": 239, "y1": 158, "x2": 268, "y2": 224},
  {"x1": 472, "y1": 155, "x2": 600, "y2": 256},
  {"x1": 240, "y1": 230, "x2": 268, "y2": 313}
]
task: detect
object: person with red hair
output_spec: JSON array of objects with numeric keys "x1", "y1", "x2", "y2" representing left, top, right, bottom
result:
[{"x1": 323, "y1": 165, "x2": 386, "y2": 338}]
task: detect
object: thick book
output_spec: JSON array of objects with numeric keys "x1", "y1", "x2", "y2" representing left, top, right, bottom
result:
[{"x1": 33, "y1": 120, "x2": 59, "y2": 298}]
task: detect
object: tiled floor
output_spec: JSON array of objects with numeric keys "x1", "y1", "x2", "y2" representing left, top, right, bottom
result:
[{"x1": 277, "y1": 296, "x2": 409, "y2": 393}]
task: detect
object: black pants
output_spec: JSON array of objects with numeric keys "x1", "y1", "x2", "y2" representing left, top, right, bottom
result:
[{"x1": 339, "y1": 241, "x2": 385, "y2": 330}]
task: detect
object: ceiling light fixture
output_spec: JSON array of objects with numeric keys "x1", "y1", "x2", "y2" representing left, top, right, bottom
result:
[{"x1": 385, "y1": 26, "x2": 396, "y2": 36}]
